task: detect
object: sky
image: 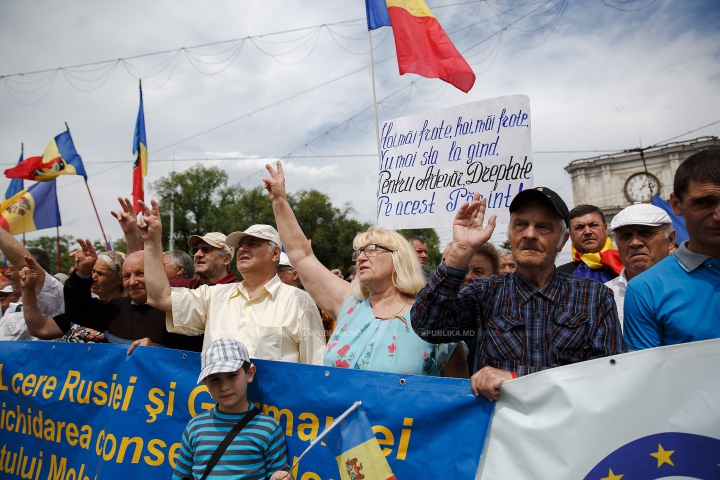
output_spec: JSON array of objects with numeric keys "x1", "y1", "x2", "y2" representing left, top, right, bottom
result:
[{"x1": 1, "y1": 0, "x2": 719, "y2": 262}]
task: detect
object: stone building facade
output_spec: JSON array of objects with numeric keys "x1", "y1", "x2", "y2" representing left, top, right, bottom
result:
[{"x1": 564, "y1": 136, "x2": 719, "y2": 223}]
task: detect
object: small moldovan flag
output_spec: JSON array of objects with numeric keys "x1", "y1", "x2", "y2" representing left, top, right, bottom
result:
[
  {"x1": 365, "y1": 0, "x2": 475, "y2": 93},
  {"x1": 4, "y1": 131, "x2": 87, "y2": 182},
  {"x1": 132, "y1": 83, "x2": 148, "y2": 214},
  {"x1": 325, "y1": 407, "x2": 396, "y2": 480},
  {"x1": 3, "y1": 150, "x2": 25, "y2": 202},
  {"x1": 0, "y1": 180, "x2": 61, "y2": 234}
]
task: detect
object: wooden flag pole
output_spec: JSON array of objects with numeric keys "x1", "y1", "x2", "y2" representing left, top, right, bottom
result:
[{"x1": 64, "y1": 122, "x2": 110, "y2": 251}]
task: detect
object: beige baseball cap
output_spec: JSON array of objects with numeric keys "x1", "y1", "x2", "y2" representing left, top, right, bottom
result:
[
  {"x1": 188, "y1": 232, "x2": 233, "y2": 255},
  {"x1": 226, "y1": 225, "x2": 282, "y2": 249}
]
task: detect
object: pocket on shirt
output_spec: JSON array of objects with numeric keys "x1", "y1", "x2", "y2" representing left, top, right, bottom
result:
[
  {"x1": 484, "y1": 316, "x2": 524, "y2": 362},
  {"x1": 254, "y1": 325, "x2": 282, "y2": 361},
  {"x1": 550, "y1": 312, "x2": 589, "y2": 365}
]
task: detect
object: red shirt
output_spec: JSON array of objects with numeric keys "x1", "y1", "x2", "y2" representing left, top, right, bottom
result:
[{"x1": 169, "y1": 271, "x2": 239, "y2": 289}]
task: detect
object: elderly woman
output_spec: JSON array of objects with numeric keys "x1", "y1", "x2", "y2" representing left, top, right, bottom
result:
[
  {"x1": 264, "y1": 161, "x2": 451, "y2": 375},
  {"x1": 462, "y1": 243, "x2": 500, "y2": 286}
]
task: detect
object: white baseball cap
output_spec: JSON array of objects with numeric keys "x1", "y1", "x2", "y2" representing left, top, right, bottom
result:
[
  {"x1": 198, "y1": 338, "x2": 251, "y2": 384},
  {"x1": 279, "y1": 252, "x2": 293, "y2": 268},
  {"x1": 226, "y1": 225, "x2": 282, "y2": 249},
  {"x1": 610, "y1": 203, "x2": 673, "y2": 232}
]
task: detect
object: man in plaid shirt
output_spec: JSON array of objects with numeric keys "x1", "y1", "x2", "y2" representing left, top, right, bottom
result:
[{"x1": 411, "y1": 188, "x2": 625, "y2": 401}]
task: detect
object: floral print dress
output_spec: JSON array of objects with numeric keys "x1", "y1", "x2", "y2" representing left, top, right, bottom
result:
[{"x1": 324, "y1": 295, "x2": 451, "y2": 375}]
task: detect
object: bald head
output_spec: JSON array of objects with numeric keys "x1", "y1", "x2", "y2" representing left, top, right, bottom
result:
[{"x1": 122, "y1": 251, "x2": 147, "y2": 303}]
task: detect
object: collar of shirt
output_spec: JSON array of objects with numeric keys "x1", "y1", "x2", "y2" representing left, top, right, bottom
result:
[
  {"x1": 673, "y1": 241, "x2": 713, "y2": 272},
  {"x1": 513, "y1": 269, "x2": 561, "y2": 305},
  {"x1": 231, "y1": 274, "x2": 282, "y2": 301}
]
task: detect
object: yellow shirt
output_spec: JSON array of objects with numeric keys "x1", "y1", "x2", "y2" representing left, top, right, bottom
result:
[{"x1": 167, "y1": 275, "x2": 325, "y2": 364}]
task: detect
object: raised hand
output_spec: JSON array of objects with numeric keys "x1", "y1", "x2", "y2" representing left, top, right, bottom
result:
[
  {"x1": 136, "y1": 199, "x2": 162, "y2": 244},
  {"x1": 111, "y1": 197, "x2": 139, "y2": 234},
  {"x1": 452, "y1": 193, "x2": 497, "y2": 249},
  {"x1": 19, "y1": 255, "x2": 41, "y2": 291},
  {"x1": 263, "y1": 161, "x2": 287, "y2": 202},
  {"x1": 71, "y1": 238, "x2": 98, "y2": 276}
]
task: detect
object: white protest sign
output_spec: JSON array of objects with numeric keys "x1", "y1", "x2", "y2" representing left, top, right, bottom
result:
[{"x1": 376, "y1": 94, "x2": 533, "y2": 229}]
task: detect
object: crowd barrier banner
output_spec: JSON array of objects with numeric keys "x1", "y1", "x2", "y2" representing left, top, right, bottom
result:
[
  {"x1": 476, "y1": 338, "x2": 720, "y2": 479},
  {"x1": 376, "y1": 94, "x2": 533, "y2": 229},
  {"x1": 0, "y1": 341, "x2": 493, "y2": 480}
]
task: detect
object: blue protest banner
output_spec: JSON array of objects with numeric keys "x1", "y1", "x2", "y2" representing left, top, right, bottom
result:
[{"x1": 0, "y1": 341, "x2": 492, "y2": 479}]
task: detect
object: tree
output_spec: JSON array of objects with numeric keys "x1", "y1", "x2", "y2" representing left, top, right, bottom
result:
[
  {"x1": 396, "y1": 228, "x2": 442, "y2": 269},
  {"x1": 27, "y1": 235, "x2": 75, "y2": 275}
]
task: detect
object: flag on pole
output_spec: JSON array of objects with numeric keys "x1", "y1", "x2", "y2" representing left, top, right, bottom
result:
[
  {"x1": 365, "y1": 0, "x2": 475, "y2": 93},
  {"x1": 132, "y1": 83, "x2": 148, "y2": 214},
  {"x1": 325, "y1": 407, "x2": 396, "y2": 480},
  {"x1": 0, "y1": 180, "x2": 61, "y2": 235},
  {"x1": 3, "y1": 150, "x2": 25, "y2": 202},
  {"x1": 4, "y1": 132, "x2": 87, "y2": 182}
]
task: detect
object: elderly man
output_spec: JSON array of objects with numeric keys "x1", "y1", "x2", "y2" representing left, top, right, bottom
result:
[
  {"x1": 605, "y1": 204, "x2": 675, "y2": 327},
  {"x1": 406, "y1": 235, "x2": 434, "y2": 281},
  {"x1": 21, "y1": 241, "x2": 203, "y2": 352},
  {"x1": 138, "y1": 200, "x2": 325, "y2": 364},
  {"x1": 170, "y1": 233, "x2": 238, "y2": 288},
  {"x1": 558, "y1": 205, "x2": 623, "y2": 282},
  {"x1": 0, "y1": 284, "x2": 19, "y2": 315},
  {"x1": 277, "y1": 253, "x2": 300, "y2": 288},
  {"x1": 0, "y1": 225, "x2": 63, "y2": 341},
  {"x1": 412, "y1": 187, "x2": 625, "y2": 401},
  {"x1": 624, "y1": 149, "x2": 720, "y2": 349},
  {"x1": 163, "y1": 250, "x2": 195, "y2": 280},
  {"x1": 496, "y1": 246, "x2": 516, "y2": 274}
]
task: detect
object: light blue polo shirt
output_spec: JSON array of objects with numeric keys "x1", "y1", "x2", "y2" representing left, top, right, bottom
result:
[{"x1": 623, "y1": 241, "x2": 720, "y2": 350}]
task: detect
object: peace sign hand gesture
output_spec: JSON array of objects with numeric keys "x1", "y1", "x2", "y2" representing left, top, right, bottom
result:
[
  {"x1": 263, "y1": 161, "x2": 288, "y2": 203},
  {"x1": 71, "y1": 238, "x2": 98, "y2": 277},
  {"x1": 136, "y1": 199, "x2": 162, "y2": 244}
]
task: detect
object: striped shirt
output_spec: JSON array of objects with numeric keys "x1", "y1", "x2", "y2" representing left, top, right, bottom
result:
[
  {"x1": 411, "y1": 262, "x2": 625, "y2": 376},
  {"x1": 172, "y1": 404, "x2": 289, "y2": 480}
]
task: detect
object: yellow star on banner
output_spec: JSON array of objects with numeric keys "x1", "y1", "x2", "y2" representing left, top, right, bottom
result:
[
  {"x1": 650, "y1": 444, "x2": 675, "y2": 467},
  {"x1": 600, "y1": 469, "x2": 623, "y2": 480}
]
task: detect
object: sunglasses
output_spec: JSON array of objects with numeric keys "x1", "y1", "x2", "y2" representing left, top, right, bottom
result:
[{"x1": 191, "y1": 245, "x2": 218, "y2": 255}]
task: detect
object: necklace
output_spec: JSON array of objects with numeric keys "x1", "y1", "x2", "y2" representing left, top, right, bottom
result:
[{"x1": 373, "y1": 298, "x2": 409, "y2": 321}]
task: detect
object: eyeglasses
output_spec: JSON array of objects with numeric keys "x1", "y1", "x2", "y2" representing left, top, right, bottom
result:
[
  {"x1": 191, "y1": 245, "x2": 218, "y2": 255},
  {"x1": 351, "y1": 244, "x2": 394, "y2": 261}
]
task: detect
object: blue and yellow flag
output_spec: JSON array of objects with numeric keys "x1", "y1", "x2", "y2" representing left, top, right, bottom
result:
[
  {"x1": 0, "y1": 180, "x2": 61, "y2": 234},
  {"x1": 3, "y1": 150, "x2": 24, "y2": 202},
  {"x1": 325, "y1": 408, "x2": 396, "y2": 480},
  {"x1": 132, "y1": 83, "x2": 148, "y2": 213},
  {"x1": 3, "y1": 131, "x2": 87, "y2": 182}
]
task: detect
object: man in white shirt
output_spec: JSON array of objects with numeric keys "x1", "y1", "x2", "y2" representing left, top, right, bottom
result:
[
  {"x1": 0, "y1": 227, "x2": 64, "y2": 341},
  {"x1": 605, "y1": 203, "x2": 675, "y2": 328},
  {"x1": 137, "y1": 200, "x2": 325, "y2": 364}
]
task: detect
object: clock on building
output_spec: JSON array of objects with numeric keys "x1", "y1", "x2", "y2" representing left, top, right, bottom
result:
[{"x1": 624, "y1": 172, "x2": 661, "y2": 203}]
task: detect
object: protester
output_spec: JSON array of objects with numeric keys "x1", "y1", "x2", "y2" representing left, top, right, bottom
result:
[
  {"x1": 0, "y1": 226, "x2": 64, "y2": 341},
  {"x1": 0, "y1": 284, "x2": 19, "y2": 315},
  {"x1": 406, "y1": 235, "x2": 434, "y2": 281},
  {"x1": 170, "y1": 232, "x2": 238, "y2": 288},
  {"x1": 412, "y1": 188, "x2": 625, "y2": 401},
  {"x1": 172, "y1": 338, "x2": 291, "y2": 480},
  {"x1": 343, "y1": 265, "x2": 356, "y2": 282},
  {"x1": 277, "y1": 253, "x2": 300, "y2": 287},
  {"x1": 624, "y1": 149, "x2": 720, "y2": 349},
  {"x1": 558, "y1": 205, "x2": 623, "y2": 282},
  {"x1": 23, "y1": 240, "x2": 202, "y2": 351},
  {"x1": 163, "y1": 250, "x2": 195, "y2": 280},
  {"x1": 138, "y1": 200, "x2": 325, "y2": 363},
  {"x1": 605, "y1": 204, "x2": 675, "y2": 327},
  {"x1": 462, "y1": 243, "x2": 500, "y2": 286},
  {"x1": 264, "y1": 161, "x2": 455, "y2": 375},
  {"x1": 496, "y1": 246, "x2": 517, "y2": 274}
]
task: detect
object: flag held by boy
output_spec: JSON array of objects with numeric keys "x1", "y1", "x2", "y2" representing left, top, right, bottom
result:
[{"x1": 366, "y1": 0, "x2": 475, "y2": 93}]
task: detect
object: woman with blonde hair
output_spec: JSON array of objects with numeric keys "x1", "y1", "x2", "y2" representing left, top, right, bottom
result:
[{"x1": 264, "y1": 161, "x2": 451, "y2": 375}]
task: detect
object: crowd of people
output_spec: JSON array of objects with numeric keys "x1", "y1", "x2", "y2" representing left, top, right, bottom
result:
[{"x1": 0, "y1": 148, "x2": 717, "y2": 478}]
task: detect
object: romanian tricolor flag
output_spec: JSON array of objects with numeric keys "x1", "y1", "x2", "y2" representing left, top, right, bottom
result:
[
  {"x1": 4, "y1": 132, "x2": 87, "y2": 182},
  {"x1": 3, "y1": 151, "x2": 25, "y2": 202},
  {"x1": 0, "y1": 180, "x2": 61, "y2": 235},
  {"x1": 132, "y1": 85, "x2": 148, "y2": 214},
  {"x1": 366, "y1": 0, "x2": 475, "y2": 93},
  {"x1": 325, "y1": 408, "x2": 396, "y2": 480}
]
